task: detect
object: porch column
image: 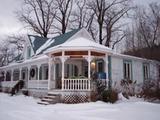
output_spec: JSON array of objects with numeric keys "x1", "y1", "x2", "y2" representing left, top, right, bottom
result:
[
  {"x1": 4, "y1": 71, "x2": 6, "y2": 81},
  {"x1": 61, "y1": 51, "x2": 65, "y2": 90},
  {"x1": 37, "y1": 65, "x2": 40, "y2": 89},
  {"x1": 53, "y1": 60, "x2": 56, "y2": 89},
  {"x1": 105, "y1": 54, "x2": 109, "y2": 88},
  {"x1": 88, "y1": 50, "x2": 91, "y2": 90},
  {"x1": 19, "y1": 68, "x2": 22, "y2": 80},
  {"x1": 11, "y1": 69, "x2": 13, "y2": 81},
  {"x1": 27, "y1": 66, "x2": 31, "y2": 89},
  {"x1": 48, "y1": 54, "x2": 52, "y2": 90},
  {"x1": 88, "y1": 50, "x2": 91, "y2": 79}
]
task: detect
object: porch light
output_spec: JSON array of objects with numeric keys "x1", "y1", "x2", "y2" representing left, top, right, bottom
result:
[{"x1": 91, "y1": 61, "x2": 96, "y2": 70}]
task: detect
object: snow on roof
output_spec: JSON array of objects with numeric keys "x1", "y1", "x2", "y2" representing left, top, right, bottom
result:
[
  {"x1": 112, "y1": 52, "x2": 151, "y2": 61},
  {"x1": 0, "y1": 55, "x2": 49, "y2": 69},
  {"x1": 46, "y1": 37, "x2": 112, "y2": 53},
  {"x1": 36, "y1": 38, "x2": 55, "y2": 55}
]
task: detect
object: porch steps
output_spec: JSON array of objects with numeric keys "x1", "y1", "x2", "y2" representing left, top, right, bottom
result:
[
  {"x1": 38, "y1": 92, "x2": 61, "y2": 105},
  {"x1": 37, "y1": 101, "x2": 49, "y2": 105}
]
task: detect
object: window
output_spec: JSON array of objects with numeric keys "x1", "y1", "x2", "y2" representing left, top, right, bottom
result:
[
  {"x1": 39, "y1": 65, "x2": 48, "y2": 80},
  {"x1": 143, "y1": 63, "x2": 149, "y2": 80},
  {"x1": 55, "y1": 64, "x2": 60, "y2": 79},
  {"x1": 70, "y1": 65, "x2": 78, "y2": 77},
  {"x1": 27, "y1": 46, "x2": 31, "y2": 59},
  {"x1": 97, "y1": 61, "x2": 104, "y2": 72},
  {"x1": 43, "y1": 65, "x2": 48, "y2": 80},
  {"x1": 123, "y1": 60, "x2": 132, "y2": 80},
  {"x1": 6, "y1": 71, "x2": 11, "y2": 81},
  {"x1": 74, "y1": 65, "x2": 78, "y2": 77},
  {"x1": 0, "y1": 72, "x2": 5, "y2": 81},
  {"x1": 66, "y1": 64, "x2": 70, "y2": 78},
  {"x1": 22, "y1": 71, "x2": 25, "y2": 80},
  {"x1": 13, "y1": 69, "x2": 20, "y2": 81}
]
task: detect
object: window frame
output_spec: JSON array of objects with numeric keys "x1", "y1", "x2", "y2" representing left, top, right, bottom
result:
[
  {"x1": 123, "y1": 60, "x2": 132, "y2": 80},
  {"x1": 143, "y1": 63, "x2": 150, "y2": 81}
]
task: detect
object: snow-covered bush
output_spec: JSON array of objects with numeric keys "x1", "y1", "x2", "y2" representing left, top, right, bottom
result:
[
  {"x1": 102, "y1": 89, "x2": 118, "y2": 103},
  {"x1": 90, "y1": 90, "x2": 98, "y2": 102},
  {"x1": 90, "y1": 79, "x2": 106, "y2": 101},
  {"x1": 90, "y1": 79, "x2": 118, "y2": 103},
  {"x1": 142, "y1": 79, "x2": 160, "y2": 100},
  {"x1": 134, "y1": 83, "x2": 143, "y2": 97},
  {"x1": 113, "y1": 79, "x2": 136, "y2": 99}
]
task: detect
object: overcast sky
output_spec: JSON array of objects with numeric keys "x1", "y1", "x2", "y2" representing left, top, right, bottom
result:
[{"x1": 0, "y1": 0, "x2": 160, "y2": 41}]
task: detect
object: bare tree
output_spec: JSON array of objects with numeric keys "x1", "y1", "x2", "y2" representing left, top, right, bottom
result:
[
  {"x1": 103, "y1": 1, "x2": 131, "y2": 48},
  {"x1": 17, "y1": 0, "x2": 56, "y2": 37},
  {"x1": 70, "y1": 0, "x2": 87, "y2": 29},
  {"x1": 7, "y1": 34, "x2": 26, "y2": 55},
  {"x1": 0, "y1": 42, "x2": 15, "y2": 66},
  {"x1": 87, "y1": 0, "x2": 131, "y2": 48},
  {"x1": 54, "y1": 0, "x2": 73, "y2": 34},
  {"x1": 69, "y1": 0, "x2": 97, "y2": 40},
  {"x1": 125, "y1": 2, "x2": 160, "y2": 51},
  {"x1": 135, "y1": 3, "x2": 160, "y2": 48},
  {"x1": 124, "y1": 2, "x2": 160, "y2": 61}
]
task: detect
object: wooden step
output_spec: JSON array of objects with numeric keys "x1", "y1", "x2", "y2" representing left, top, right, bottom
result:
[
  {"x1": 44, "y1": 96, "x2": 57, "y2": 99},
  {"x1": 41, "y1": 98, "x2": 53, "y2": 102},
  {"x1": 38, "y1": 92, "x2": 61, "y2": 105},
  {"x1": 47, "y1": 93, "x2": 61, "y2": 96},
  {"x1": 37, "y1": 101, "x2": 49, "y2": 105}
]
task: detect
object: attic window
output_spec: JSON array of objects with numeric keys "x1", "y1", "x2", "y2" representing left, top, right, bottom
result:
[{"x1": 27, "y1": 46, "x2": 31, "y2": 59}]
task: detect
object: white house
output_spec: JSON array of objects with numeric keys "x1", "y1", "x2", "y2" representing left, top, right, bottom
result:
[{"x1": 0, "y1": 28, "x2": 160, "y2": 103}]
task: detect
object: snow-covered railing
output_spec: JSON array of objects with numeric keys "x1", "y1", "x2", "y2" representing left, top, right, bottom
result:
[
  {"x1": 63, "y1": 79, "x2": 90, "y2": 91},
  {"x1": 28, "y1": 80, "x2": 48, "y2": 89},
  {"x1": 1, "y1": 81, "x2": 18, "y2": 88}
]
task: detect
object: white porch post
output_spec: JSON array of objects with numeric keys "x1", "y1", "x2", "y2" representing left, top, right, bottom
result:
[
  {"x1": 27, "y1": 66, "x2": 31, "y2": 89},
  {"x1": 19, "y1": 68, "x2": 22, "y2": 80},
  {"x1": 48, "y1": 54, "x2": 52, "y2": 90},
  {"x1": 37, "y1": 65, "x2": 40, "y2": 89},
  {"x1": 4, "y1": 71, "x2": 6, "y2": 81},
  {"x1": 88, "y1": 50, "x2": 91, "y2": 79},
  {"x1": 88, "y1": 50, "x2": 91, "y2": 90},
  {"x1": 53, "y1": 60, "x2": 56, "y2": 89},
  {"x1": 105, "y1": 54, "x2": 109, "y2": 88},
  {"x1": 61, "y1": 51, "x2": 65, "y2": 90},
  {"x1": 11, "y1": 69, "x2": 13, "y2": 81}
]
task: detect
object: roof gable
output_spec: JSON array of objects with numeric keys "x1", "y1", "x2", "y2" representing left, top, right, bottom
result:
[
  {"x1": 28, "y1": 35, "x2": 48, "y2": 53},
  {"x1": 28, "y1": 28, "x2": 81, "y2": 55}
]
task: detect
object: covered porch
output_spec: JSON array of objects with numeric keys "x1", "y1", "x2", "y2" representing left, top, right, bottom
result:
[{"x1": 48, "y1": 50, "x2": 109, "y2": 91}]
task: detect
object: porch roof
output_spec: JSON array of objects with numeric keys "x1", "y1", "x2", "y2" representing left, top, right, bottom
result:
[
  {"x1": 0, "y1": 55, "x2": 48, "y2": 69},
  {"x1": 45, "y1": 37, "x2": 112, "y2": 54}
]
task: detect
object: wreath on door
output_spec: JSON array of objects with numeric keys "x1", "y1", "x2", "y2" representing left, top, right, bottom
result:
[{"x1": 30, "y1": 68, "x2": 35, "y2": 77}]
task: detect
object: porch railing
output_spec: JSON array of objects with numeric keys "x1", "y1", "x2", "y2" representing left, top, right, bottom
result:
[
  {"x1": 63, "y1": 79, "x2": 90, "y2": 91},
  {"x1": 28, "y1": 80, "x2": 48, "y2": 89}
]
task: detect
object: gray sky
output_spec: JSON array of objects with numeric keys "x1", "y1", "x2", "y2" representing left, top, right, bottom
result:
[{"x1": 0, "y1": 0, "x2": 160, "y2": 41}]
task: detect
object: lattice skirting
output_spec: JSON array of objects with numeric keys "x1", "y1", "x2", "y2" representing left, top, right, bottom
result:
[{"x1": 63, "y1": 93, "x2": 89, "y2": 104}]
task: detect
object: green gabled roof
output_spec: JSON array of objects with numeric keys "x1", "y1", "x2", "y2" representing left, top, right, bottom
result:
[
  {"x1": 28, "y1": 35, "x2": 48, "y2": 53},
  {"x1": 28, "y1": 28, "x2": 81, "y2": 54}
]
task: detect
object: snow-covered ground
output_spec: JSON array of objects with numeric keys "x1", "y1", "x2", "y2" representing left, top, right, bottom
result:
[{"x1": 0, "y1": 93, "x2": 160, "y2": 120}]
